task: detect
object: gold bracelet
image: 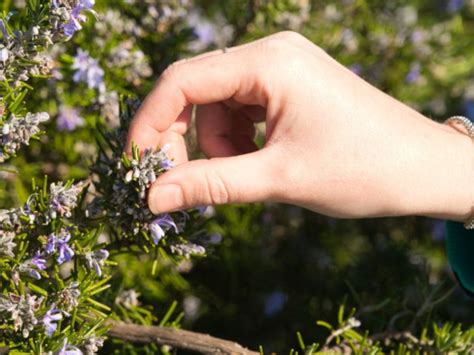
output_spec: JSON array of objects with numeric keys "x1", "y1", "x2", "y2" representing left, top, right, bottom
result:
[{"x1": 444, "y1": 116, "x2": 474, "y2": 229}]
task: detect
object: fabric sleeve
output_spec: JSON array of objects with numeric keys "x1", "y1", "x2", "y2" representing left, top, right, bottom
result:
[{"x1": 445, "y1": 220, "x2": 474, "y2": 295}]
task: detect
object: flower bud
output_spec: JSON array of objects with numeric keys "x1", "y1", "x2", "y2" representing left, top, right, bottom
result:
[
  {"x1": 0, "y1": 48, "x2": 9, "y2": 63},
  {"x1": 124, "y1": 170, "x2": 133, "y2": 182},
  {"x1": 148, "y1": 171, "x2": 156, "y2": 183},
  {"x1": 133, "y1": 167, "x2": 140, "y2": 179}
]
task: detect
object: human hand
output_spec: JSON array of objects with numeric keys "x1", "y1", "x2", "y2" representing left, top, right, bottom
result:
[{"x1": 127, "y1": 31, "x2": 473, "y2": 221}]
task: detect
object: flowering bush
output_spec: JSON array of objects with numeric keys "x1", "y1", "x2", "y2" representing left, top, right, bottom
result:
[
  {"x1": 1, "y1": 0, "x2": 474, "y2": 354},
  {"x1": 0, "y1": 1, "x2": 208, "y2": 353}
]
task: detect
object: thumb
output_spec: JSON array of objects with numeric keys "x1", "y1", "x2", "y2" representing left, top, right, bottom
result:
[{"x1": 148, "y1": 150, "x2": 278, "y2": 213}]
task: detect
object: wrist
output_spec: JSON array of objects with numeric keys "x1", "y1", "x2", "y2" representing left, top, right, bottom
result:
[
  {"x1": 409, "y1": 120, "x2": 474, "y2": 221},
  {"x1": 442, "y1": 118, "x2": 474, "y2": 224}
]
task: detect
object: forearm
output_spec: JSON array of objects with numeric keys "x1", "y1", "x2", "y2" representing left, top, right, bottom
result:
[{"x1": 341, "y1": 77, "x2": 474, "y2": 221}]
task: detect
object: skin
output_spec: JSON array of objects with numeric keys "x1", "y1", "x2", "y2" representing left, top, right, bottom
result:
[{"x1": 126, "y1": 31, "x2": 474, "y2": 222}]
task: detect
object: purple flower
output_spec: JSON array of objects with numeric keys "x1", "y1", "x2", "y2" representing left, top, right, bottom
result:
[
  {"x1": 63, "y1": 18, "x2": 82, "y2": 37},
  {"x1": 208, "y1": 233, "x2": 222, "y2": 245},
  {"x1": 149, "y1": 222, "x2": 165, "y2": 243},
  {"x1": 18, "y1": 252, "x2": 47, "y2": 280},
  {"x1": 72, "y1": 48, "x2": 89, "y2": 71},
  {"x1": 85, "y1": 249, "x2": 109, "y2": 277},
  {"x1": 191, "y1": 18, "x2": 215, "y2": 48},
  {"x1": 72, "y1": 49, "x2": 104, "y2": 89},
  {"x1": 46, "y1": 231, "x2": 74, "y2": 264},
  {"x1": 410, "y1": 30, "x2": 424, "y2": 44},
  {"x1": 446, "y1": 0, "x2": 464, "y2": 13},
  {"x1": 56, "y1": 106, "x2": 85, "y2": 132},
  {"x1": 57, "y1": 239, "x2": 74, "y2": 264},
  {"x1": 159, "y1": 145, "x2": 173, "y2": 169},
  {"x1": 76, "y1": 0, "x2": 95, "y2": 11},
  {"x1": 193, "y1": 23, "x2": 215, "y2": 45},
  {"x1": 49, "y1": 182, "x2": 82, "y2": 219},
  {"x1": 45, "y1": 233, "x2": 57, "y2": 254},
  {"x1": 405, "y1": 62, "x2": 421, "y2": 84},
  {"x1": 149, "y1": 214, "x2": 179, "y2": 244},
  {"x1": 58, "y1": 338, "x2": 83, "y2": 355},
  {"x1": 160, "y1": 158, "x2": 173, "y2": 170},
  {"x1": 51, "y1": 68, "x2": 64, "y2": 81},
  {"x1": 26, "y1": 268, "x2": 41, "y2": 280},
  {"x1": 32, "y1": 252, "x2": 47, "y2": 271},
  {"x1": 42, "y1": 304, "x2": 63, "y2": 337},
  {"x1": 197, "y1": 206, "x2": 208, "y2": 215},
  {"x1": 264, "y1": 291, "x2": 288, "y2": 317},
  {"x1": 22, "y1": 202, "x2": 35, "y2": 223},
  {"x1": 186, "y1": 10, "x2": 217, "y2": 52},
  {"x1": 197, "y1": 205, "x2": 215, "y2": 217},
  {"x1": 349, "y1": 64, "x2": 362, "y2": 76},
  {"x1": 62, "y1": 0, "x2": 96, "y2": 38}
]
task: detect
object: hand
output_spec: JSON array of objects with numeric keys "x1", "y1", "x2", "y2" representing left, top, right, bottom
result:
[{"x1": 127, "y1": 31, "x2": 473, "y2": 221}]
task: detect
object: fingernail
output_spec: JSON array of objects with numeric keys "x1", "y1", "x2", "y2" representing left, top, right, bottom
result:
[{"x1": 149, "y1": 184, "x2": 184, "y2": 214}]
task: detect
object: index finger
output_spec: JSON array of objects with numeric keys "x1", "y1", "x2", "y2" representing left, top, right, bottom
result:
[{"x1": 126, "y1": 48, "x2": 266, "y2": 154}]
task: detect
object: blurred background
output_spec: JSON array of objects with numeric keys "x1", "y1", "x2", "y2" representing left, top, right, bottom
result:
[{"x1": 4, "y1": 0, "x2": 474, "y2": 352}]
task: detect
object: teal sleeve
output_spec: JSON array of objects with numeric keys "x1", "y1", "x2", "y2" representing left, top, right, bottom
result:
[{"x1": 445, "y1": 220, "x2": 474, "y2": 295}]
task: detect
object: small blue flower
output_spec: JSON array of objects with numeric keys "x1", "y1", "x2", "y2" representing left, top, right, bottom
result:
[
  {"x1": 349, "y1": 64, "x2": 362, "y2": 76},
  {"x1": 28, "y1": 270, "x2": 41, "y2": 280},
  {"x1": 62, "y1": 0, "x2": 96, "y2": 38},
  {"x1": 19, "y1": 252, "x2": 46, "y2": 280},
  {"x1": 56, "y1": 106, "x2": 85, "y2": 132},
  {"x1": 46, "y1": 231, "x2": 74, "y2": 264},
  {"x1": 160, "y1": 158, "x2": 173, "y2": 170},
  {"x1": 149, "y1": 214, "x2": 179, "y2": 244},
  {"x1": 159, "y1": 145, "x2": 173, "y2": 169},
  {"x1": 187, "y1": 10, "x2": 217, "y2": 52},
  {"x1": 264, "y1": 291, "x2": 288, "y2": 317},
  {"x1": 42, "y1": 304, "x2": 63, "y2": 337},
  {"x1": 72, "y1": 49, "x2": 104, "y2": 90},
  {"x1": 405, "y1": 62, "x2": 421, "y2": 84},
  {"x1": 85, "y1": 249, "x2": 109, "y2": 277},
  {"x1": 32, "y1": 252, "x2": 47, "y2": 271},
  {"x1": 410, "y1": 30, "x2": 424, "y2": 44},
  {"x1": 208, "y1": 233, "x2": 222, "y2": 245},
  {"x1": 197, "y1": 205, "x2": 215, "y2": 217},
  {"x1": 57, "y1": 239, "x2": 74, "y2": 264},
  {"x1": 63, "y1": 18, "x2": 82, "y2": 37},
  {"x1": 45, "y1": 233, "x2": 57, "y2": 254},
  {"x1": 149, "y1": 223, "x2": 165, "y2": 244},
  {"x1": 197, "y1": 206, "x2": 209, "y2": 215},
  {"x1": 57, "y1": 338, "x2": 83, "y2": 355},
  {"x1": 446, "y1": 0, "x2": 464, "y2": 13}
]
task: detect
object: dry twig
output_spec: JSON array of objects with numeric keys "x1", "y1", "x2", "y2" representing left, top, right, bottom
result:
[{"x1": 107, "y1": 321, "x2": 259, "y2": 354}]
